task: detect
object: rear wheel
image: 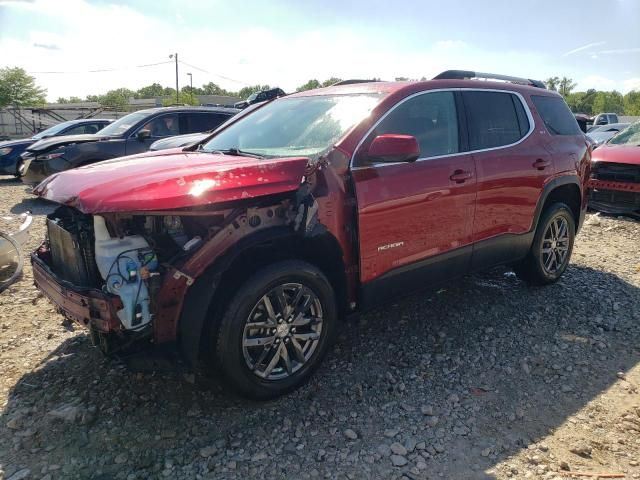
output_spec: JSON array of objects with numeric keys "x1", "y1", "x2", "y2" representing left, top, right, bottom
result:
[
  {"x1": 213, "y1": 260, "x2": 337, "y2": 399},
  {"x1": 514, "y1": 203, "x2": 575, "y2": 285},
  {"x1": 15, "y1": 160, "x2": 26, "y2": 178}
]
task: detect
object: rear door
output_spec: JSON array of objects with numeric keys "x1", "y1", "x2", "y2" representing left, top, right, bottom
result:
[
  {"x1": 351, "y1": 90, "x2": 477, "y2": 296},
  {"x1": 463, "y1": 90, "x2": 554, "y2": 269},
  {"x1": 181, "y1": 112, "x2": 232, "y2": 134}
]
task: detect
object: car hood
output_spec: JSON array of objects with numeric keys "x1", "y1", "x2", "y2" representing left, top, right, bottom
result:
[
  {"x1": 27, "y1": 133, "x2": 108, "y2": 153},
  {"x1": 591, "y1": 143, "x2": 640, "y2": 165},
  {"x1": 0, "y1": 138, "x2": 34, "y2": 149},
  {"x1": 150, "y1": 132, "x2": 209, "y2": 151},
  {"x1": 33, "y1": 150, "x2": 309, "y2": 213}
]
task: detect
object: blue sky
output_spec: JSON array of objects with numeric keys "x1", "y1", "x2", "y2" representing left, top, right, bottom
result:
[{"x1": 0, "y1": 0, "x2": 639, "y2": 100}]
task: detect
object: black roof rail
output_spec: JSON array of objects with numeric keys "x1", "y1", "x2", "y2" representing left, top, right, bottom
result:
[
  {"x1": 433, "y1": 70, "x2": 546, "y2": 89},
  {"x1": 332, "y1": 79, "x2": 380, "y2": 86}
]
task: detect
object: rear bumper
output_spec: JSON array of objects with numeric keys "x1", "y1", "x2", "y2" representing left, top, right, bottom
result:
[{"x1": 32, "y1": 248, "x2": 123, "y2": 332}]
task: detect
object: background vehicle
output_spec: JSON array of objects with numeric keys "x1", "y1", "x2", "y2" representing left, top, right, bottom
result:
[
  {"x1": 574, "y1": 113, "x2": 592, "y2": 133},
  {"x1": 589, "y1": 113, "x2": 620, "y2": 130},
  {"x1": 20, "y1": 107, "x2": 235, "y2": 184},
  {"x1": 234, "y1": 87, "x2": 286, "y2": 109},
  {"x1": 31, "y1": 71, "x2": 589, "y2": 399},
  {"x1": 0, "y1": 119, "x2": 111, "y2": 177},
  {"x1": 587, "y1": 122, "x2": 630, "y2": 148},
  {"x1": 588, "y1": 121, "x2": 640, "y2": 215}
]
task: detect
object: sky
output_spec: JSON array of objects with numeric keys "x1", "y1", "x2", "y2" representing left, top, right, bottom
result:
[{"x1": 0, "y1": 0, "x2": 639, "y2": 101}]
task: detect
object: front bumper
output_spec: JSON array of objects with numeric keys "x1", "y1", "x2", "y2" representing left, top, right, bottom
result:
[
  {"x1": 32, "y1": 247, "x2": 123, "y2": 332},
  {"x1": 21, "y1": 159, "x2": 49, "y2": 185},
  {"x1": 587, "y1": 179, "x2": 640, "y2": 214}
]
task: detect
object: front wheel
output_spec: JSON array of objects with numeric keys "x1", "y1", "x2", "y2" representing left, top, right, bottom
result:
[
  {"x1": 514, "y1": 203, "x2": 576, "y2": 285},
  {"x1": 213, "y1": 260, "x2": 337, "y2": 399},
  {"x1": 15, "y1": 160, "x2": 26, "y2": 178}
]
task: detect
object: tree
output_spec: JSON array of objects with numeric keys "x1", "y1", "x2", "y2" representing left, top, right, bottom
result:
[
  {"x1": 623, "y1": 91, "x2": 640, "y2": 115},
  {"x1": 322, "y1": 77, "x2": 342, "y2": 87},
  {"x1": 56, "y1": 96, "x2": 83, "y2": 104},
  {"x1": 558, "y1": 77, "x2": 577, "y2": 97},
  {"x1": 544, "y1": 76, "x2": 560, "y2": 91},
  {"x1": 98, "y1": 88, "x2": 136, "y2": 109},
  {"x1": 296, "y1": 79, "x2": 321, "y2": 92},
  {"x1": 200, "y1": 82, "x2": 234, "y2": 96},
  {"x1": 135, "y1": 83, "x2": 166, "y2": 98},
  {"x1": 0, "y1": 67, "x2": 47, "y2": 107},
  {"x1": 592, "y1": 91, "x2": 624, "y2": 114},
  {"x1": 162, "y1": 91, "x2": 198, "y2": 106}
]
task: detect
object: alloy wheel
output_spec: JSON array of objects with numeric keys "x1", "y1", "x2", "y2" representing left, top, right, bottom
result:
[
  {"x1": 541, "y1": 215, "x2": 570, "y2": 274},
  {"x1": 242, "y1": 283, "x2": 323, "y2": 381}
]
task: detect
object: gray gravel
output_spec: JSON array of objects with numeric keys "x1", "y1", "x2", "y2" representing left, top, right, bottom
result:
[{"x1": 0, "y1": 177, "x2": 639, "y2": 480}]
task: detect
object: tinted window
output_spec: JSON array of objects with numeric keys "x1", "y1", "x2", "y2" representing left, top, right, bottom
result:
[
  {"x1": 531, "y1": 95, "x2": 581, "y2": 136},
  {"x1": 463, "y1": 91, "x2": 527, "y2": 150},
  {"x1": 63, "y1": 123, "x2": 102, "y2": 135},
  {"x1": 369, "y1": 91, "x2": 459, "y2": 159},
  {"x1": 183, "y1": 113, "x2": 232, "y2": 134},
  {"x1": 139, "y1": 114, "x2": 179, "y2": 137}
]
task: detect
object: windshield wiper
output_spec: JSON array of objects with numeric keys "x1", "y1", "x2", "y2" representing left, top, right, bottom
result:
[{"x1": 212, "y1": 148, "x2": 264, "y2": 159}]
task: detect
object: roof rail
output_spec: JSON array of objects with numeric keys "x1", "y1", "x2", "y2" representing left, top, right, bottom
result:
[
  {"x1": 433, "y1": 70, "x2": 546, "y2": 89},
  {"x1": 332, "y1": 79, "x2": 380, "y2": 86}
]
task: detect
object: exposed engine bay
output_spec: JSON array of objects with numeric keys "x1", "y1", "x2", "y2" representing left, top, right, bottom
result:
[{"x1": 37, "y1": 183, "x2": 319, "y2": 351}]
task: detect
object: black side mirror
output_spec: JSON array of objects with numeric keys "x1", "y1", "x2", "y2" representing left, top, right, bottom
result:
[{"x1": 137, "y1": 129, "x2": 151, "y2": 141}]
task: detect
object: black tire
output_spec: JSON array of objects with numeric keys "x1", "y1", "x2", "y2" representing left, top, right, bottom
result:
[
  {"x1": 213, "y1": 260, "x2": 337, "y2": 399},
  {"x1": 514, "y1": 202, "x2": 576, "y2": 285}
]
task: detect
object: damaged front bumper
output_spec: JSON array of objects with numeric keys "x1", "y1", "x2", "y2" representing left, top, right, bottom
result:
[
  {"x1": 32, "y1": 246, "x2": 123, "y2": 333},
  {"x1": 588, "y1": 179, "x2": 640, "y2": 215}
]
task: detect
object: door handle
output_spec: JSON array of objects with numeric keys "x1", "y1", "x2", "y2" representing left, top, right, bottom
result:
[
  {"x1": 533, "y1": 159, "x2": 551, "y2": 170},
  {"x1": 449, "y1": 170, "x2": 473, "y2": 183}
]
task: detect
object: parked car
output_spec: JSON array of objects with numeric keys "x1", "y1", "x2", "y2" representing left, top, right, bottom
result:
[
  {"x1": 0, "y1": 119, "x2": 111, "y2": 177},
  {"x1": 20, "y1": 107, "x2": 235, "y2": 184},
  {"x1": 588, "y1": 121, "x2": 640, "y2": 215},
  {"x1": 574, "y1": 113, "x2": 592, "y2": 133},
  {"x1": 234, "y1": 87, "x2": 285, "y2": 109},
  {"x1": 587, "y1": 123, "x2": 630, "y2": 148},
  {"x1": 588, "y1": 113, "x2": 620, "y2": 131},
  {"x1": 30, "y1": 71, "x2": 589, "y2": 399}
]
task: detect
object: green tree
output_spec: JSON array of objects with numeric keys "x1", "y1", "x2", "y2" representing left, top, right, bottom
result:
[
  {"x1": 135, "y1": 83, "x2": 166, "y2": 98},
  {"x1": 623, "y1": 91, "x2": 640, "y2": 115},
  {"x1": 296, "y1": 79, "x2": 321, "y2": 92},
  {"x1": 558, "y1": 77, "x2": 577, "y2": 97},
  {"x1": 321, "y1": 77, "x2": 342, "y2": 87},
  {"x1": 0, "y1": 67, "x2": 47, "y2": 107},
  {"x1": 199, "y1": 82, "x2": 234, "y2": 96},
  {"x1": 162, "y1": 91, "x2": 198, "y2": 106},
  {"x1": 592, "y1": 91, "x2": 624, "y2": 114},
  {"x1": 98, "y1": 88, "x2": 136, "y2": 108},
  {"x1": 544, "y1": 76, "x2": 560, "y2": 91},
  {"x1": 56, "y1": 96, "x2": 82, "y2": 104}
]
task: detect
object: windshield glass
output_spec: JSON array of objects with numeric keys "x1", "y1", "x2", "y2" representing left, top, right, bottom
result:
[
  {"x1": 97, "y1": 112, "x2": 149, "y2": 137},
  {"x1": 608, "y1": 122, "x2": 640, "y2": 146},
  {"x1": 247, "y1": 92, "x2": 258, "y2": 102},
  {"x1": 202, "y1": 94, "x2": 382, "y2": 158},
  {"x1": 32, "y1": 121, "x2": 76, "y2": 139}
]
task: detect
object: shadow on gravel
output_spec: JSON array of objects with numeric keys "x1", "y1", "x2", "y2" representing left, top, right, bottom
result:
[{"x1": 1, "y1": 264, "x2": 639, "y2": 479}]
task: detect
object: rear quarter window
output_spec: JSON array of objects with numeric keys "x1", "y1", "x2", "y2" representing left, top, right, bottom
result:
[
  {"x1": 531, "y1": 95, "x2": 581, "y2": 136},
  {"x1": 462, "y1": 91, "x2": 530, "y2": 150}
]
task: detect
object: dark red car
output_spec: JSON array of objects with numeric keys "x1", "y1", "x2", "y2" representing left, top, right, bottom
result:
[
  {"x1": 588, "y1": 121, "x2": 640, "y2": 216},
  {"x1": 31, "y1": 71, "x2": 590, "y2": 398}
]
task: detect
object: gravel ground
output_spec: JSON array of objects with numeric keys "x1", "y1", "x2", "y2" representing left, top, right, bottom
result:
[{"x1": 0, "y1": 176, "x2": 638, "y2": 480}]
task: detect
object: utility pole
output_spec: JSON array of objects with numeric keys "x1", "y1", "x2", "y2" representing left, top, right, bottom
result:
[
  {"x1": 187, "y1": 72, "x2": 193, "y2": 104},
  {"x1": 169, "y1": 53, "x2": 179, "y2": 103}
]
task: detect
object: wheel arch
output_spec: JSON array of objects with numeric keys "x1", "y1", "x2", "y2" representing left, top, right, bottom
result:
[
  {"x1": 177, "y1": 224, "x2": 348, "y2": 367},
  {"x1": 534, "y1": 176, "x2": 583, "y2": 232}
]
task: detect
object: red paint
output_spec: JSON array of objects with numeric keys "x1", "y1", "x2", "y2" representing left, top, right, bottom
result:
[
  {"x1": 591, "y1": 144, "x2": 640, "y2": 166},
  {"x1": 33, "y1": 151, "x2": 309, "y2": 213},
  {"x1": 367, "y1": 134, "x2": 420, "y2": 162},
  {"x1": 588, "y1": 179, "x2": 640, "y2": 193}
]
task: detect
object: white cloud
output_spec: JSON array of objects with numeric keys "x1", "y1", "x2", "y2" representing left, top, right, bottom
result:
[{"x1": 623, "y1": 77, "x2": 640, "y2": 92}]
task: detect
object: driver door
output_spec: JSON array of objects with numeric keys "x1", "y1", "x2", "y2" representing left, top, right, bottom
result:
[
  {"x1": 351, "y1": 90, "x2": 477, "y2": 304},
  {"x1": 125, "y1": 113, "x2": 180, "y2": 155}
]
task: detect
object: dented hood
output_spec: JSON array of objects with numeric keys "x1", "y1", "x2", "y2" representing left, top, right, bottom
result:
[
  {"x1": 592, "y1": 143, "x2": 640, "y2": 166},
  {"x1": 33, "y1": 150, "x2": 309, "y2": 213}
]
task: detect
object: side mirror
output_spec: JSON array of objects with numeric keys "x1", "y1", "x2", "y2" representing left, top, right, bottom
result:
[
  {"x1": 137, "y1": 129, "x2": 151, "y2": 141},
  {"x1": 367, "y1": 134, "x2": 420, "y2": 163}
]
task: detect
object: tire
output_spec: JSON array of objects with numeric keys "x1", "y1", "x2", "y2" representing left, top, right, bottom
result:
[
  {"x1": 514, "y1": 202, "x2": 576, "y2": 285},
  {"x1": 213, "y1": 260, "x2": 337, "y2": 399}
]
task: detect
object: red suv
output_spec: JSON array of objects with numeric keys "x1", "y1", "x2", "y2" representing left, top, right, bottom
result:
[{"x1": 31, "y1": 71, "x2": 590, "y2": 398}]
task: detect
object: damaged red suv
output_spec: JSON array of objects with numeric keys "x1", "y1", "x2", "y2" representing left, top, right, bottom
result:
[{"x1": 31, "y1": 71, "x2": 591, "y2": 399}]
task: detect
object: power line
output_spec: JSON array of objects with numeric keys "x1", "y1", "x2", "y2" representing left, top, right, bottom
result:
[
  {"x1": 178, "y1": 59, "x2": 250, "y2": 86},
  {"x1": 29, "y1": 60, "x2": 174, "y2": 74}
]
